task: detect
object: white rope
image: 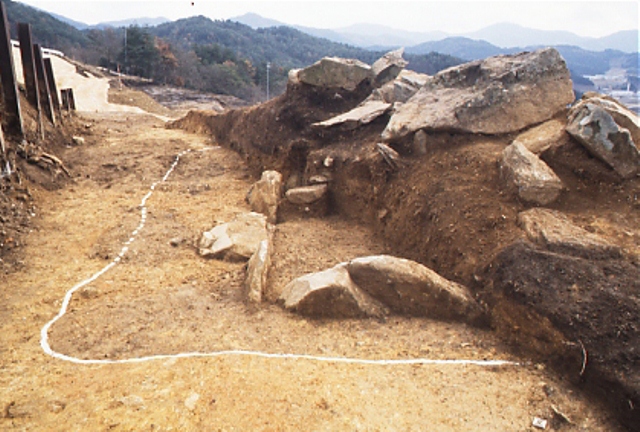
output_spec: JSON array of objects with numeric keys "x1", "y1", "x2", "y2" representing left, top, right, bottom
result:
[{"x1": 39, "y1": 146, "x2": 518, "y2": 368}]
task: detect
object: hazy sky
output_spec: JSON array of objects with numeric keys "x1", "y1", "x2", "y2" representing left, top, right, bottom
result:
[{"x1": 19, "y1": 0, "x2": 640, "y2": 38}]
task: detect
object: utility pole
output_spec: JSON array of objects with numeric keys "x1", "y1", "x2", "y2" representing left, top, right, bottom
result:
[
  {"x1": 124, "y1": 27, "x2": 127, "y2": 74},
  {"x1": 266, "y1": 62, "x2": 271, "y2": 101}
]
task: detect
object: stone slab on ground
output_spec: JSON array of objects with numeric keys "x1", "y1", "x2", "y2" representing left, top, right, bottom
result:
[
  {"x1": 199, "y1": 212, "x2": 269, "y2": 261},
  {"x1": 517, "y1": 208, "x2": 622, "y2": 260},
  {"x1": 347, "y1": 255, "x2": 483, "y2": 323},
  {"x1": 279, "y1": 263, "x2": 387, "y2": 318},
  {"x1": 285, "y1": 184, "x2": 328, "y2": 205}
]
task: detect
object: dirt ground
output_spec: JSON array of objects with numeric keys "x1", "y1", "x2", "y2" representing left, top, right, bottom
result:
[{"x1": 0, "y1": 85, "x2": 627, "y2": 430}]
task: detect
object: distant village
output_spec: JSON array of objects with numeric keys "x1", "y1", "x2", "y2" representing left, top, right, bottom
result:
[{"x1": 586, "y1": 68, "x2": 639, "y2": 113}]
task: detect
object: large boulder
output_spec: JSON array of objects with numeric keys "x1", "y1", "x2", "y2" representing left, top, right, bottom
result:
[
  {"x1": 382, "y1": 48, "x2": 575, "y2": 141},
  {"x1": 279, "y1": 264, "x2": 387, "y2": 318},
  {"x1": 371, "y1": 48, "x2": 408, "y2": 87},
  {"x1": 296, "y1": 57, "x2": 372, "y2": 91},
  {"x1": 199, "y1": 212, "x2": 269, "y2": 261},
  {"x1": 566, "y1": 94, "x2": 640, "y2": 179},
  {"x1": 347, "y1": 255, "x2": 483, "y2": 323},
  {"x1": 517, "y1": 208, "x2": 621, "y2": 259},
  {"x1": 246, "y1": 170, "x2": 283, "y2": 224},
  {"x1": 500, "y1": 141, "x2": 565, "y2": 205}
]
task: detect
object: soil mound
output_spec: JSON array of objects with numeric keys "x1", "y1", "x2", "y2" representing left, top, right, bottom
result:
[{"x1": 170, "y1": 49, "x2": 640, "y2": 430}]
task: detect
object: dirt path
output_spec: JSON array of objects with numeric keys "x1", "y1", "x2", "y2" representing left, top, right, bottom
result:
[{"x1": 0, "y1": 109, "x2": 621, "y2": 430}]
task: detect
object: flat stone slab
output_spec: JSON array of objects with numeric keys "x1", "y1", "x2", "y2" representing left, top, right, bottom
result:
[
  {"x1": 285, "y1": 184, "x2": 328, "y2": 205},
  {"x1": 312, "y1": 100, "x2": 392, "y2": 129},
  {"x1": 517, "y1": 208, "x2": 621, "y2": 259},
  {"x1": 199, "y1": 212, "x2": 269, "y2": 261},
  {"x1": 512, "y1": 119, "x2": 567, "y2": 155},
  {"x1": 382, "y1": 48, "x2": 575, "y2": 141}
]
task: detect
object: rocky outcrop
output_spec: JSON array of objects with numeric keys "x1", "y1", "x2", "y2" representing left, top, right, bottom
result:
[
  {"x1": 566, "y1": 94, "x2": 640, "y2": 179},
  {"x1": 500, "y1": 141, "x2": 564, "y2": 205},
  {"x1": 279, "y1": 264, "x2": 387, "y2": 318},
  {"x1": 246, "y1": 170, "x2": 283, "y2": 224},
  {"x1": 382, "y1": 48, "x2": 575, "y2": 141},
  {"x1": 296, "y1": 57, "x2": 372, "y2": 91},
  {"x1": 199, "y1": 212, "x2": 269, "y2": 261},
  {"x1": 517, "y1": 208, "x2": 621, "y2": 259},
  {"x1": 245, "y1": 239, "x2": 271, "y2": 303},
  {"x1": 347, "y1": 255, "x2": 483, "y2": 322},
  {"x1": 371, "y1": 48, "x2": 408, "y2": 87}
]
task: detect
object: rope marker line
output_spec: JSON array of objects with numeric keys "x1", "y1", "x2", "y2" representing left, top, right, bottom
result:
[{"x1": 40, "y1": 146, "x2": 519, "y2": 368}]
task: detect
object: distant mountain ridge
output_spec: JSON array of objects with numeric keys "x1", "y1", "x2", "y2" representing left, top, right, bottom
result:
[{"x1": 231, "y1": 13, "x2": 639, "y2": 54}]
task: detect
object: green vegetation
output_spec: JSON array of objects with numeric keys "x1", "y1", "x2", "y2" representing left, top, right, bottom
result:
[{"x1": 1, "y1": 3, "x2": 458, "y2": 100}]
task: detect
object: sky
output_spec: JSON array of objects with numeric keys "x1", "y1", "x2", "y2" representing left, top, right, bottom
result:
[{"x1": 19, "y1": 0, "x2": 640, "y2": 38}]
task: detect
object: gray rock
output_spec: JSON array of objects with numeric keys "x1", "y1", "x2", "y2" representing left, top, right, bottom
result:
[
  {"x1": 312, "y1": 100, "x2": 392, "y2": 129},
  {"x1": 382, "y1": 48, "x2": 575, "y2": 141},
  {"x1": 245, "y1": 238, "x2": 271, "y2": 303},
  {"x1": 347, "y1": 255, "x2": 483, "y2": 323},
  {"x1": 72, "y1": 136, "x2": 85, "y2": 146},
  {"x1": 517, "y1": 208, "x2": 621, "y2": 259},
  {"x1": 246, "y1": 170, "x2": 283, "y2": 224},
  {"x1": 500, "y1": 141, "x2": 565, "y2": 205},
  {"x1": 199, "y1": 212, "x2": 269, "y2": 261},
  {"x1": 285, "y1": 184, "x2": 328, "y2": 205},
  {"x1": 279, "y1": 263, "x2": 387, "y2": 318},
  {"x1": 512, "y1": 119, "x2": 567, "y2": 155},
  {"x1": 297, "y1": 57, "x2": 372, "y2": 91},
  {"x1": 372, "y1": 48, "x2": 408, "y2": 87},
  {"x1": 369, "y1": 69, "x2": 428, "y2": 104},
  {"x1": 566, "y1": 96, "x2": 640, "y2": 179}
]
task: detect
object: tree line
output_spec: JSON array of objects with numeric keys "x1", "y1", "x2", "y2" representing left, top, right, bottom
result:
[{"x1": 5, "y1": 1, "x2": 463, "y2": 102}]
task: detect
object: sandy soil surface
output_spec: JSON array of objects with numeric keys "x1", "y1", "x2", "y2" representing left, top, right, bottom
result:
[{"x1": 0, "y1": 55, "x2": 624, "y2": 430}]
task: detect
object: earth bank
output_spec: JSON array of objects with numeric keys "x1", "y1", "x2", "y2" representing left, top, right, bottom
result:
[{"x1": 170, "y1": 49, "x2": 640, "y2": 430}]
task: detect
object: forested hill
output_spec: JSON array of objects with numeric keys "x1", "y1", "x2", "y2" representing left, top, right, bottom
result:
[
  {"x1": 4, "y1": 2, "x2": 462, "y2": 101},
  {"x1": 5, "y1": 0, "x2": 89, "y2": 53},
  {"x1": 150, "y1": 16, "x2": 463, "y2": 80},
  {"x1": 152, "y1": 16, "x2": 381, "y2": 67}
]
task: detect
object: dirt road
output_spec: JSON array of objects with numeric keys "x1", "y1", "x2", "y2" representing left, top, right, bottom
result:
[{"x1": 0, "y1": 102, "x2": 623, "y2": 431}]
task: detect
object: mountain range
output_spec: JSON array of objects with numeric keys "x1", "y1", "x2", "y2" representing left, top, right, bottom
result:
[
  {"x1": 231, "y1": 13, "x2": 639, "y2": 54},
  {"x1": 4, "y1": 0, "x2": 638, "y2": 98}
]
